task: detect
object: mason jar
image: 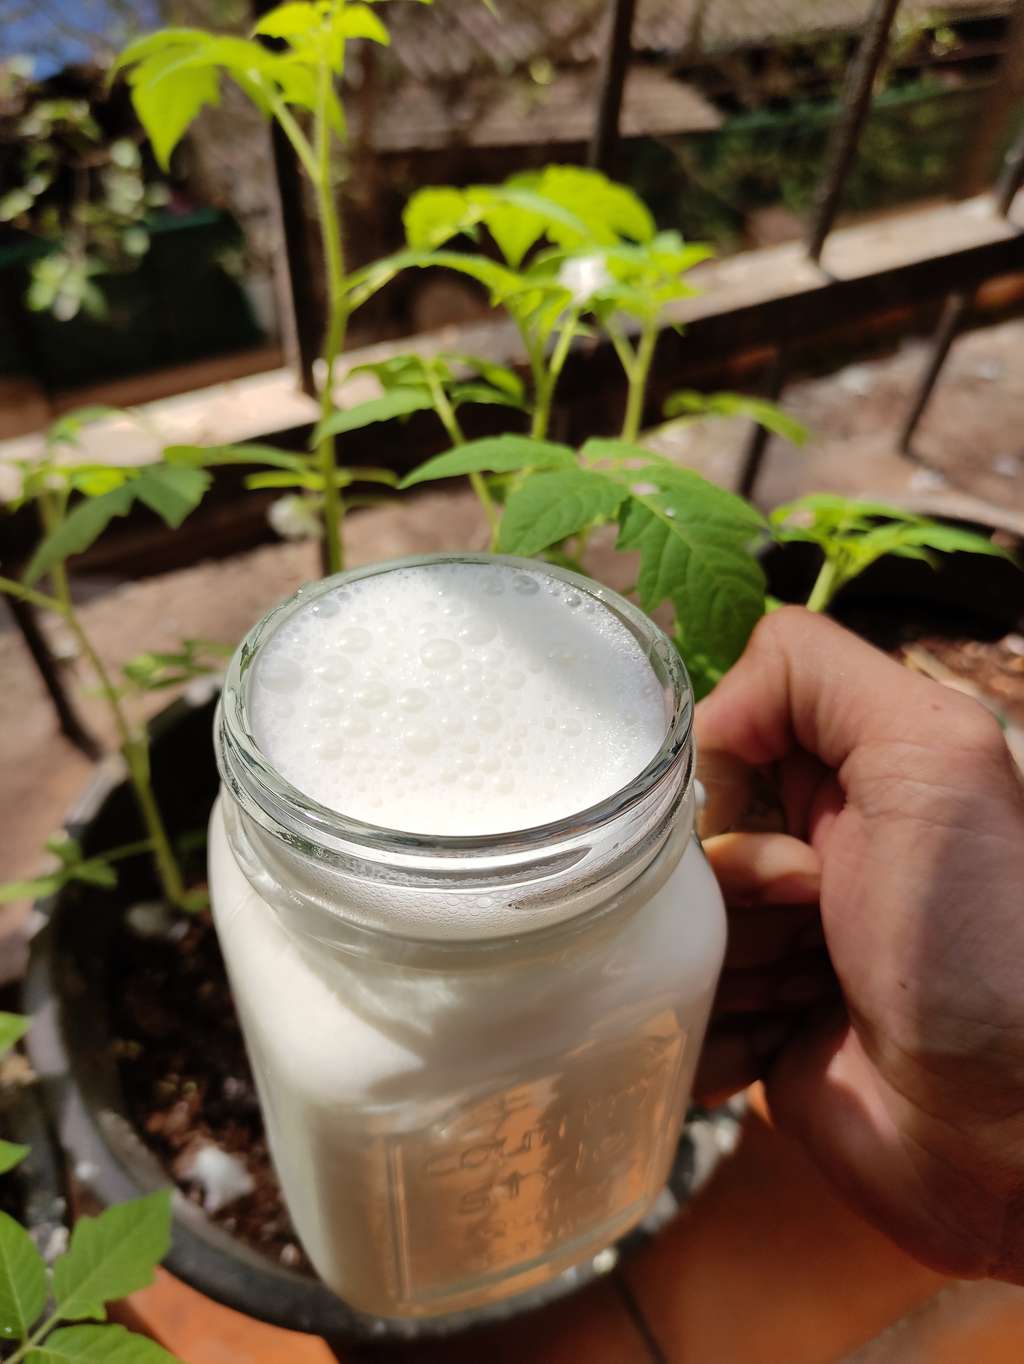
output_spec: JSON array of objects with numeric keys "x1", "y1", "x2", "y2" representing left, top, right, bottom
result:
[{"x1": 210, "y1": 554, "x2": 727, "y2": 1321}]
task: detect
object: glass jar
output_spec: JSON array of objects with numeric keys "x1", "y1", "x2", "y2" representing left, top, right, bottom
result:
[{"x1": 210, "y1": 554, "x2": 726, "y2": 1321}]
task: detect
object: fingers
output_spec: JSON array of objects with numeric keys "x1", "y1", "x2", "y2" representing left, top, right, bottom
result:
[
  {"x1": 694, "y1": 606, "x2": 970, "y2": 770},
  {"x1": 703, "y1": 831, "x2": 821, "y2": 905}
]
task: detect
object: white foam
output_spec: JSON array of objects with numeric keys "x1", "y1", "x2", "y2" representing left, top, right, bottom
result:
[{"x1": 249, "y1": 560, "x2": 668, "y2": 836}]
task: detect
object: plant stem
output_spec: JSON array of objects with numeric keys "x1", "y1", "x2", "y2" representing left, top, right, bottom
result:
[
  {"x1": 531, "y1": 315, "x2": 579, "y2": 442},
  {"x1": 6, "y1": 1312, "x2": 56, "y2": 1363},
  {"x1": 425, "y1": 364, "x2": 499, "y2": 547},
  {"x1": 806, "y1": 557, "x2": 841, "y2": 612},
  {"x1": 0, "y1": 576, "x2": 67, "y2": 614},
  {"x1": 37, "y1": 494, "x2": 188, "y2": 910},
  {"x1": 621, "y1": 322, "x2": 658, "y2": 443},
  {"x1": 312, "y1": 61, "x2": 349, "y2": 576}
]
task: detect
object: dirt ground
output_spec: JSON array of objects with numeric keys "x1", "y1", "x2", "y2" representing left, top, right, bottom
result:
[{"x1": 2, "y1": 314, "x2": 1024, "y2": 977}]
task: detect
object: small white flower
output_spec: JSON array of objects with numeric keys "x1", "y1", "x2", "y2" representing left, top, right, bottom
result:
[
  {"x1": 268, "y1": 494, "x2": 321, "y2": 542},
  {"x1": 557, "y1": 253, "x2": 611, "y2": 307}
]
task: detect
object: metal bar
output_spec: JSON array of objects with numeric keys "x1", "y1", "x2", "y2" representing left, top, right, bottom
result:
[
  {"x1": 251, "y1": 0, "x2": 322, "y2": 397},
  {"x1": 898, "y1": 290, "x2": 970, "y2": 452},
  {"x1": 806, "y1": 0, "x2": 902, "y2": 263},
  {"x1": 736, "y1": 353, "x2": 786, "y2": 500},
  {"x1": 958, "y1": 0, "x2": 1024, "y2": 199},
  {"x1": 588, "y1": 0, "x2": 637, "y2": 173},
  {"x1": 995, "y1": 122, "x2": 1024, "y2": 216},
  {"x1": 4, "y1": 596, "x2": 100, "y2": 758}
]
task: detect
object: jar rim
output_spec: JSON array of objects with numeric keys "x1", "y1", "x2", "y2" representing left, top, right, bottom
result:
[{"x1": 216, "y1": 552, "x2": 693, "y2": 862}]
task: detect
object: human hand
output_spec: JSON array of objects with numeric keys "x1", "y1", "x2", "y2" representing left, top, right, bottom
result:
[{"x1": 694, "y1": 607, "x2": 1024, "y2": 1283}]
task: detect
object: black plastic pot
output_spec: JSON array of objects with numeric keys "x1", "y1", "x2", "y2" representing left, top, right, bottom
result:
[
  {"x1": 22, "y1": 688, "x2": 743, "y2": 1344},
  {"x1": 0, "y1": 1065, "x2": 69, "y2": 1264}
]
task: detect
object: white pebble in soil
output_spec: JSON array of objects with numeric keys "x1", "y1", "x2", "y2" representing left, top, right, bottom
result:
[{"x1": 181, "y1": 1144, "x2": 255, "y2": 1214}]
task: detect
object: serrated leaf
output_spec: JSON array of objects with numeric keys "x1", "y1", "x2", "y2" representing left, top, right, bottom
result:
[
  {"x1": 880, "y1": 521, "x2": 1011, "y2": 559},
  {"x1": 0, "y1": 1211, "x2": 46, "y2": 1341},
  {"x1": 26, "y1": 1323, "x2": 181, "y2": 1363},
  {"x1": 129, "y1": 48, "x2": 221, "y2": 170},
  {"x1": 132, "y1": 465, "x2": 210, "y2": 528},
  {"x1": 339, "y1": 4, "x2": 390, "y2": 44},
  {"x1": 164, "y1": 443, "x2": 308, "y2": 472},
  {"x1": 313, "y1": 387, "x2": 434, "y2": 444},
  {"x1": 400, "y1": 435, "x2": 575, "y2": 489},
  {"x1": 403, "y1": 187, "x2": 474, "y2": 250},
  {"x1": 664, "y1": 391, "x2": 808, "y2": 446},
  {"x1": 615, "y1": 468, "x2": 767, "y2": 692},
  {"x1": 498, "y1": 470, "x2": 627, "y2": 557},
  {"x1": 0, "y1": 1013, "x2": 29, "y2": 1054},
  {"x1": 24, "y1": 484, "x2": 134, "y2": 584},
  {"x1": 52, "y1": 1191, "x2": 171, "y2": 1322},
  {"x1": 0, "y1": 1142, "x2": 29, "y2": 1174},
  {"x1": 252, "y1": 2, "x2": 319, "y2": 39}
]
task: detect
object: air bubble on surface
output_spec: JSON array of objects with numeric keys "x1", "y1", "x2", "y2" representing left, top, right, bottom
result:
[{"x1": 250, "y1": 560, "x2": 667, "y2": 838}]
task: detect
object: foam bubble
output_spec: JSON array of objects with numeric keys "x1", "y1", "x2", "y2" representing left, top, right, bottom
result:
[{"x1": 249, "y1": 561, "x2": 667, "y2": 836}]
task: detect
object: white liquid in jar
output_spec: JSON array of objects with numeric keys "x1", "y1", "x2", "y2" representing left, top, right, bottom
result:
[
  {"x1": 210, "y1": 558, "x2": 726, "y2": 1318},
  {"x1": 250, "y1": 559, "x2": 668, "y2": 838}
]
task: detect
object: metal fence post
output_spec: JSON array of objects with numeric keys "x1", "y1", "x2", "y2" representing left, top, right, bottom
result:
[
  {"x1": 806, "y1": 0, "x2": 902, "y2": 263},
  {"x1": 588, "y1": 0, "x2": 637, "y2": 174}
]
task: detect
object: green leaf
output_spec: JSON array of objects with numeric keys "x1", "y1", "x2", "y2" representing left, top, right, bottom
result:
[
  {"x1": 313, "y1": 387, "x2": 434, "y2": 444},
  {"x1": 52, "y1": 1191, "x2": 172, "y2": 1323},
  {"x1": 498, "y1": 470, "x2": 627, "y2": 557},
  {"x1": 880, "y1": 521, "x2": 1012, "y2": 559},
  {"x1": 0, "y1": 1013, "x2": 29, "y2": 1054},
  {"x1": 403, "y1": 187, "x2": 475, "y2": 250},
  {"x1": 450, "y1": 382, "x2": 526, "y2": 410},
  {"x1": 24, "y1": 484, "x2": 134, "y2": 584},
  {"x1": 46, "y1": 407, "x2": 123, "y2": 449},
  {"x1": 664, "y1": 391, "x2": 809, "y2": 446},
  {"x1": 615, "y1": 467, "x2": 767, "y2": 693},
  {"x1": 132, "y1": 465, "x2": 210, "y2": 529},
  {"x1": 164, "y1": 443, "x2": 307, "y2": 472},
  {"x1": 70, "y1": 861, "x2": 118, "y2": 890},
  {"x1": 129, "y1": 48, "x2": 221, "y2": 170},
  {"x1": 400, "y1": 435, "x2": 575, "y2": 489},
  {"x1": 0, "y1": 877, "x2": 64, "y2": 905},
  {"x1": 251, "y1": 3, "x2": 319, "y2": 39},
  {"x1": 446, "y1": 355, "x2": 524, "y2": 401},
  {"x1": 339, "y1": 4, "x2": 390, "y2": 44},
  {"x1": 0, "y1": 1142, "x2": 29, "y2": 1174},
  {"x1": 0, "y1": 1211, "x2": 47, "y2": 1341},
  {"x1": 26, "y1": 1323, "x2": 181, "y2": 1363}
]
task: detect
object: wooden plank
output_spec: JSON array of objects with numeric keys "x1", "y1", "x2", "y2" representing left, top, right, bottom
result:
[{"x1": 620, "y1": 1107, "x2": 947, "y2": 1364}]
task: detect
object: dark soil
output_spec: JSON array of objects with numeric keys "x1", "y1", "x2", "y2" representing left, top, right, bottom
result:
[{"x1": 111, "y1": 908, "x2": 312, "y2": 1276}]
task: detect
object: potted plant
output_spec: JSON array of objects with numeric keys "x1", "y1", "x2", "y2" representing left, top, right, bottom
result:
[{"x1": 3, "y1": 0, "x2": 1019, "y2": 1347}]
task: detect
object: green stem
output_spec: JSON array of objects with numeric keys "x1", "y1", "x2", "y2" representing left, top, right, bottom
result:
[
  {"x1": 312, "y1": 61, "x2": 348, "y2": 577},
  {"x1": 532, "y1": 315, "x2": 578, "y2": 443},
  {"x1": 270, "y1": 85, "x2": 348, "y2": 576},
  {"x1": 7, "y1": 1312, "x2": 56, "y2": 1363},
  {"x1": 425, "y1": 364, "x2": 499, "y2": 547},
  {"x1": 621, "y1": 322, "x2": 658, "y2": 443},
  {"x1": 806, "y1": 557, "x2": 841, "y2": 613},
  {"x1": 605, "y1": 322, "x2": 636, "y2": 384},
  {"x1": 37, "y1": 494, "x2": 188, "y2": 910},
  {"x1": 0, "y1": 575, "x2": 67, "y2": 614}
]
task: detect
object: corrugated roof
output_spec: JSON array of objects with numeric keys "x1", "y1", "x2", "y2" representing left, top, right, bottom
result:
[{"x1": 383, "y1": 0, "x2": 1012, "y2": 84}]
